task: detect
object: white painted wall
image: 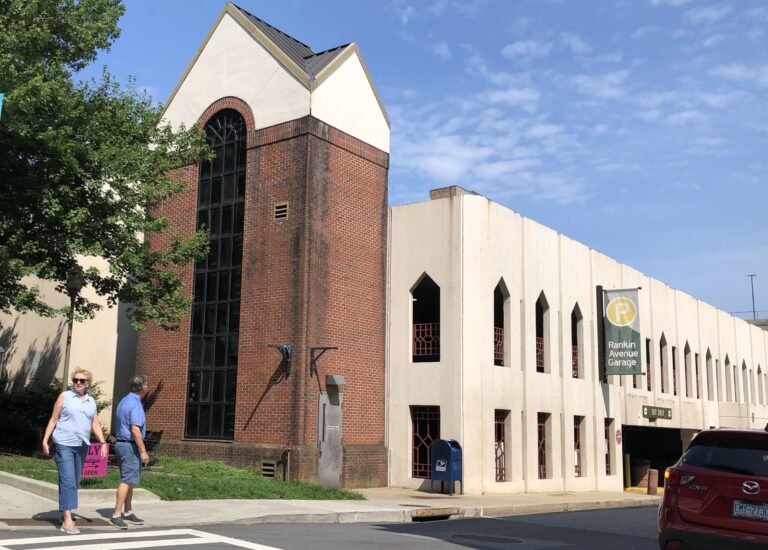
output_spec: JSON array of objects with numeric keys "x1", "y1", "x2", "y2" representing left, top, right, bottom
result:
[
  {"x1": 0, "y1": 257, "x2": 136, "y2": 430},
  {"x1": 312, "y1": 51, "x2": 390, "y2": 152},
  {"x1": 164, "y1": 15, "x2": 389, "y2": 154},
  {"x1": 163, "y1": 13, "x2": 310, "y2": 131},
  {"x1": 388, "y1": 189, "x2": 768, "y2": 494}
]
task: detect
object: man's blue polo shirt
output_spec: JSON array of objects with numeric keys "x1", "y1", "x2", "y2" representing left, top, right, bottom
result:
[{"x1": 115, "y1": 392, "x2": 146, "y2": 441}]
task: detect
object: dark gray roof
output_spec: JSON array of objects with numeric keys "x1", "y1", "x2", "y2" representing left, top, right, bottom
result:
[{"x1": 234, "y1": 5, "x2": 348, "y2": 80}]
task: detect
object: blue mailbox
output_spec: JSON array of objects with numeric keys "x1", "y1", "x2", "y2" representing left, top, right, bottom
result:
[{"x1": 429, "y1": 439, "x2": 463, "y2": 495}]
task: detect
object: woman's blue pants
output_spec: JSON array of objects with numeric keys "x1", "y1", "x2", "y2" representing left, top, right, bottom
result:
[{"x1": 54, "y1": 443, "x2": 89, "y2": 511}]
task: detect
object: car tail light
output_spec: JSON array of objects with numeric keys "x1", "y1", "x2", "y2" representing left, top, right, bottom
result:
[
  {"x1": 665, "y1": 468, "x2": 695, "y2": 487},
  {"x1": 664, "y1": 541, "x2": 683, "y2": 550}
]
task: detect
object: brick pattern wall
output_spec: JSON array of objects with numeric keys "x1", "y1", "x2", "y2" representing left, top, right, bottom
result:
[
  {"x1": 137, "y1": 162, "x2": 197, "y2": 441},
  {"x1": 158, "y1": 440, "x2": 319, "y2": 481},
  {"x1": 137, "y1": 106, "x2": 388, "y2": 487},
  {"x1": 342, "y1": 445, "x2": 388, "y2": 488}
]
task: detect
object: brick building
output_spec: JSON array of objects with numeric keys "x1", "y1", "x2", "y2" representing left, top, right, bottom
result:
[{"x1": 137, "y1": 3, "x2": 389, "y2": 487}]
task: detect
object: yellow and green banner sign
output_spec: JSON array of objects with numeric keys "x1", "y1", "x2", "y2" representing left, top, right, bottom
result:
[{"x1": 604, "y1": 288, "x2": 642, "y2": 375}]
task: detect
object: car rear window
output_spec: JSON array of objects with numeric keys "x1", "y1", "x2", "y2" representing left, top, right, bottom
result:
[{"x1": 683, "y1": 433, "x2": 768, "y2": 477}]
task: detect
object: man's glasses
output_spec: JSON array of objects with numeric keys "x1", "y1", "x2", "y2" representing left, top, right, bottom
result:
[{"x1": 72, "y1": 378, "x2": 88, "y2": 384}]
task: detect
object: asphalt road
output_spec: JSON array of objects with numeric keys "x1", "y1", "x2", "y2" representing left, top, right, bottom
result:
[{"x1": 0, "y1": 506, "x2": 661, "y2": 549}]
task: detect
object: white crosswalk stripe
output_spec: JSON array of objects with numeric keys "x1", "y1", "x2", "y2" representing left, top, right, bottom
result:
[{"x1": 0, "y1": 528, "x2": 284, "y2": 550}]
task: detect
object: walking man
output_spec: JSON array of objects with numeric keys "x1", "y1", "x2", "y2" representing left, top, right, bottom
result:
[{"x1": 111, "y1": 375, "x2": 150, "y2": 529}]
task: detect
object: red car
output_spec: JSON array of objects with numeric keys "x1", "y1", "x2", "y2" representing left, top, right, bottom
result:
[{"x1": 658, "y1": 428, "x2": 768, "y2": 549}]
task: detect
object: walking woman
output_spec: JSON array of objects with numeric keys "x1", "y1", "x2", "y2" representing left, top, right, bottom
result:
[{"x1": 42, "y1": 367, "x2": 108, "y2": 534}]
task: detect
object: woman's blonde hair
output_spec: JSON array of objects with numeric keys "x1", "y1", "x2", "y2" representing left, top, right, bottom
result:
[{"x1": 71, "y1": 367, "x2": 93, "y2": 385}]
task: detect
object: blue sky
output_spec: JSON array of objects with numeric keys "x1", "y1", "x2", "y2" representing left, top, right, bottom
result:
[{"x1": 84, "y1": 0, "x2": 767, "y2": 317}]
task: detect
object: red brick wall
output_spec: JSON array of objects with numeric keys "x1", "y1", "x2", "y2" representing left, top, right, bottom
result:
[
  {"x1": 136, "y1": 162, "x2": 196, "y2": 441},
  {"x1": 137, "y1": 108, "x2": 388, "y2": 487}
]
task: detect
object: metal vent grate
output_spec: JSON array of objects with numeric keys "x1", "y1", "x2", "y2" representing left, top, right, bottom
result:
[
  {"x1": 274, "y1": 202, "x2": 289, "y2": 220},
  {"x1": 262, "y1": 461, "x2": 276, "y2": 479}
]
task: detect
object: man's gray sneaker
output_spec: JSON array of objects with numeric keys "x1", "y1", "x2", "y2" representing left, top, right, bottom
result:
[
  {"x1": 110, "y1": 516, "x2": 128, "y2": 529},
  {"x1": 122, "y1": 512, "x2": 144, "y2": 525}
]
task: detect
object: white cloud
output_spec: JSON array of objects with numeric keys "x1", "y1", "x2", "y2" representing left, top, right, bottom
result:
[
  {"x1": 665, "y1": 109, "x2": 707, "y2": 125},
  {"x1": 695, "y1": 137, "x2": 725, "y2": 146},
  {"x1": 589, "y1": 51, "x2": 624, "y2": 64},
  {"x1": 483, "y1": 87, "x2": 541, "y2": 111},
  {"x1": 432, "y1": 42, "x2": 452, "y2": 60},
  {"x1": 710, "y1": 64, "x2": 753, "y2": 80},
  {"x1": 697, "y1": 89, "x2": 749, "y2": 109},
  {"x1": 454, "y1": 0, "x2": 485, "y2": 18},
  {"x1": 631, "y1": 25, "x2": 659, "y2": 40},
  {"x1": 560, "y1": 32, "x2": 592, "y2": 54},
  {"x1": 635, "y1": 91, "x2": 680, "y2": 109},
  {"x1": 398, "y1": 133, "x2": 496, "y2": 183},
  {"x1": 501, "y1": 40, "x2": 553, "y2": 60},
  {"x1": 392, "y1": 3, "x2": 417, "y2": 25},
  {"x1": 636, "y1": 109, "x2": 663, "y2": 122},
  {"x1": 389, "y1": 73, "x2": 586, "y2": 205},
  {"x1": 684, "y1": 6, "x2": 732, "y2": 25},
  {"x1": 525, "y1": 123, "x2": 564, "y2": 139},
  {"x1": 430, "y1": 0, "x2": 448, "y2": 16},
  {"x1": 532, "y1": 174, "x2": 586, "y2": 204},
  {"x1": 465, "y1": 49, "x2": 533, "y2": 87},
  {"x1": 475, "y1": 159, "x2": 542, "y2": 180},
  {"x1": 571, "y1": 70, "x2": 631, "y2": 99},
  {"x1": 591, "y1": 124, "x2": 609, "y2": 136},
  {"x1": 746, "y1": 7, "x2": 768, "y2": 22},
  {"x1": 709, "y1": 64, "x2": 768, "y2": 88},
  {"x1": 701, "y1": 34, "x2": 725, "y2": 48},
  {"x1": 650, "y1": 0, "x2": 691, "y2": 6}
]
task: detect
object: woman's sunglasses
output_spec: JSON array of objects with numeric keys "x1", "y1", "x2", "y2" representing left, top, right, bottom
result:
[{"x1": 72, "y1": 378, "x2": 88, "y2": 384}]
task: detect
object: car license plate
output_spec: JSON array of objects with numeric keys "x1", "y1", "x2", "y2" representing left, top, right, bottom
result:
[{"x1": 733, "y1": 500, "x2": 768, "y2": 521}]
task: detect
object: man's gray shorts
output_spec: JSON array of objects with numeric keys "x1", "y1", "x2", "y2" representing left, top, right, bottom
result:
[{"x1": 115, "y1": 441, "x2": 141, "y2": 484}]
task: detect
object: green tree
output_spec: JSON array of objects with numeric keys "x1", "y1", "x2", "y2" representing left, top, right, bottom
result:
[{"x1": 0, "y1": 0, "x2": 209, "y2": 330}]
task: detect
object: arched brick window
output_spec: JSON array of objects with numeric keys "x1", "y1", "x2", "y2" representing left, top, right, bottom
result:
[{"x1": 186, "y1": 109, "x2": 246, "y2": 440}]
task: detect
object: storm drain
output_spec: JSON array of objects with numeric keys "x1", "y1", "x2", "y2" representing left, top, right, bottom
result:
[
  {"x1": 452, "y1": 534, "x2": 523, "y2": 544},
  {"x1": 410, "y1": 507, "x2": 459, "y2": 522}
]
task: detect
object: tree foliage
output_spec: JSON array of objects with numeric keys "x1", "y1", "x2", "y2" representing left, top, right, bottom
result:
[{"x1": 0, "y1": 0, "x2": 209, "y2": 330}]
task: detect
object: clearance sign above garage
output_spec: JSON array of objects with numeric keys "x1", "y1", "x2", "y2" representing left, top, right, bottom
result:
[{"x1": 603, "y1": 288, "x2": 642, "y2": 376}]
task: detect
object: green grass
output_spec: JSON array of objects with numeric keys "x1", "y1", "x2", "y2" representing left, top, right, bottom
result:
[{"x1": 0, "y1": 454, "x2": 364, "y2": 501}]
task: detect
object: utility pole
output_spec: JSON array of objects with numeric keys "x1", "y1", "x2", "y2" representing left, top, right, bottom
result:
[{"x1": 748, "y1": 274, "x2": 757, "y2": 320}]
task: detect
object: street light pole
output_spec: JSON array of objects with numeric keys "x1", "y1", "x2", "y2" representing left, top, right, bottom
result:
[
  {"x1": 62, "y1": 266, "x2": 85, "y2": 388},
  {"x1": 748, "y1": 274, "x2": 757, "y2": 320}
]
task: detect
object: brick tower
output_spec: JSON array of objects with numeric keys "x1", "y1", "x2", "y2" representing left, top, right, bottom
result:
[{"x1": 136, "y1": 3, "x2": 389, "y2": 487}]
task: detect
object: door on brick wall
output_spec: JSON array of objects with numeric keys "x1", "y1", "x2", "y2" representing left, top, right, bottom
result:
[{"x1": 317, "y1": 391, "x2": 343, "y2": 487}]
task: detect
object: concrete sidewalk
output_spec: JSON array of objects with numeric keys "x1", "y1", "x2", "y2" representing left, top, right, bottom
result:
[{"x1": 0, "y1": 471, "x2": 661, "y2": 531}]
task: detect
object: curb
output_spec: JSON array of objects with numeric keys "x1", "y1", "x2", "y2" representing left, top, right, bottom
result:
[
  {"x1": 207, "y1": 498, "x2": 662, "y2": 526},
  {"x1": 0, "y1": 471, "x2": 161, "y2": 505},
  {"x1": 465, "y1": 497, "x2": 660, "y2": 519},
  {"x1": 231, "y1": 510, "x2": 413, "y2": 525}
]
